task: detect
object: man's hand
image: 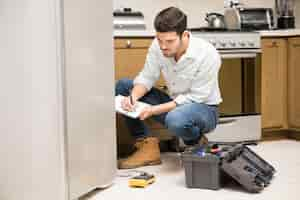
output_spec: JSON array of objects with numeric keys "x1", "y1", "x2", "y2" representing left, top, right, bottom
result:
[
  {"x1": 120, "y1": 96, "x2": 136, "y2": 112},
  {"x1": 139, "y1": 101, "x2": 177, "y2": 120},
  {"x1": 139, "y1": 106, "x2": 155, "y2": 120}
]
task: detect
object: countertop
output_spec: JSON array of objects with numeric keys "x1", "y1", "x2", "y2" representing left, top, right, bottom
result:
[
  {"x1": 114, "y1": 30, "x2": 155, "y2": 37},
  {"x1": 257, "y1": 29, "x2": 300, "y2": 37},
  {"x1": 114, "y1": 29, "x2": 300, "y2": 38}
]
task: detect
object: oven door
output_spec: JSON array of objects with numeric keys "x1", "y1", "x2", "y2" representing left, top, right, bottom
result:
[{"x1": 207, "y1": 50, "x2": 261, "y2": 143}]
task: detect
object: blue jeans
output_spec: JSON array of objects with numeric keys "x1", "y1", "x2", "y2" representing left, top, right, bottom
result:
[{"x1": 115, "y1": 78, "x2": 219, "y2": 145}]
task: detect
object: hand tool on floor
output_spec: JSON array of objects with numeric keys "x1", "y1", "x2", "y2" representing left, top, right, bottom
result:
[{"x1": 128, "y1": 172, "x2": 155, "y2": 188}]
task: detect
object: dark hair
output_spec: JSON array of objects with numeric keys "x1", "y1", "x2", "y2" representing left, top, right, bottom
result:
[{"x1": 154, "y1": 7, "x2": 187, "y2": 35}]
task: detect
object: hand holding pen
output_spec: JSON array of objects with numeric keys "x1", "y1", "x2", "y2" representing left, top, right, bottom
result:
[{"x1": 120, "y1": 89, "x2": 136, "y2": 112}]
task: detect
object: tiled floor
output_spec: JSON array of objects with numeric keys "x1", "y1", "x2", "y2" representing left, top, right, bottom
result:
[{"x1": 83, "y1": 140, "x2": 300, "y2": 200}]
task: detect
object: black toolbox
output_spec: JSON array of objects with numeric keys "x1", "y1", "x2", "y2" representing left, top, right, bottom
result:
[
  {"x1": 181, "y1": 144, "x2": 276, "y2": 193},
  {"x1": 181, "y1": 148, "x2": 223, "y2": 190}
]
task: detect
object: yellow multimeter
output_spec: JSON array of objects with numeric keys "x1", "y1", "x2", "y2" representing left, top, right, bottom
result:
[{"x1": 128, "y1": 172, "x2": 155, "y2": 188}]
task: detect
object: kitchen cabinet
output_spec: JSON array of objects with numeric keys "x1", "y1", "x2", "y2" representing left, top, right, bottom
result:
[
  {"x1": 261, "y1": 37, "x2": 300, "y2": 132},
  {"x1": 261, "y1": 38, "x2": 287, "y2": 129},
  {"x1": 114, "y1": 38, "x2": 165, "y2": 87},
  {"x1": 287, "y1": 37, "x2": 300, "y2": 131},
  {"x1": 114, "y1": 38, "x2": 151, "y2": 80}
]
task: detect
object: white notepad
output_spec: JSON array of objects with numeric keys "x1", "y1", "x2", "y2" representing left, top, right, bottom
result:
[{"x1": 115, "y1": 95, "x2": 151, "y2": 118}]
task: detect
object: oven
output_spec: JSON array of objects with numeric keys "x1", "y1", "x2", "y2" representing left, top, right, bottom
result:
[{"x1": 191, "y1": 30, "x2": 261, "y2": 143}]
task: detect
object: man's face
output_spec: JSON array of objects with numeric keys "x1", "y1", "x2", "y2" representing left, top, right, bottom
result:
[{"x1": 156, "y1": 32, "x2": 182, "y2": 57}]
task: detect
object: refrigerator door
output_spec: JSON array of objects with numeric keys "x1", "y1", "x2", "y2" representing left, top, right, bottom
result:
[
  {"x1": 0, "y1": 1, "x2": 68, "y2": 200},
  {"x1": 63, "y1": 0, "x2": 116, "y2": 199}
]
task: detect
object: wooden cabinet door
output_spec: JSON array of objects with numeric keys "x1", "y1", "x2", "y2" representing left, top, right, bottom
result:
[
  {"x1": 114, "y1": 38, "x2": 152, "y2": 81},
  {"x1": 288, "y1": 37, "x2": 300, "y2": 130},
  {"x1": 261, "y1": 39, "x2": 287, "y2": 129},
  {"x1": 114, "y1": 38, "x2": 165, "y2": 86}
]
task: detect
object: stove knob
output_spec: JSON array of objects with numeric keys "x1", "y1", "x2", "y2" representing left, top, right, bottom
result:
[
  {"x1": 239, "y1": 41, "x2": 246, "y2": 47},
  {"x1": 248, "y1": 41, "x2": 255, "y2": 47},
  {"x1": 219, "y1": 41, "x2": 226, "y2": 47},
  {"x1": 229, "y1": 41, "x2": 236, "y2": 47},
  {"x1": 209, "y1": 40, "x2": 217, "y2": 47}
]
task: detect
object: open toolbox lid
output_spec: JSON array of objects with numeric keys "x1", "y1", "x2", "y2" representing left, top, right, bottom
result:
[{"x1": 221, "y1": 144, "x2": 276, "y2": 193}]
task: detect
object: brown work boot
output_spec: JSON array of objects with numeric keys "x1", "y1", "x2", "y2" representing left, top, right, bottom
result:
[
  {"x1": 133, "y1": 137, "x2": 144, "y2": 149},
  {"x1": 118, "y1": 137, "x2": 161, "y2": 169}
]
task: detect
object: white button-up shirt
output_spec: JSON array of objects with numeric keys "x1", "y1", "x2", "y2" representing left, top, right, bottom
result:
[{"x1": 133, "y1": 33, "x2": 222, "y2": 105}]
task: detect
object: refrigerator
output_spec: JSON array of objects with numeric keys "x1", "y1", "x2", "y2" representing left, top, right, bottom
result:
[{"x1": 0, "y1": 0, "x2": 116, "y2": 200}]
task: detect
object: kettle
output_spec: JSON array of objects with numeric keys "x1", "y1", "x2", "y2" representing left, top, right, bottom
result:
[{"x1": 205, "y1": 13, "x2": 226, "y2": 29}]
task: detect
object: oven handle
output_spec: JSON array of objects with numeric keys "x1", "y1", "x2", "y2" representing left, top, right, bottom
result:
[{"x1": 218, "y1": 49, "x2": 261, "y2": 59}]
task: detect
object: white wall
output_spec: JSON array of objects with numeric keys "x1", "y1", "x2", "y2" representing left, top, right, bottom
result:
[
  {"x1": 114, "y1": 0, "x2": 275, "y2": 29},
  {"x1": 296, "y1": 0, "x2": 300, "y2": 27},
  {"x1": 0, "y1": 0, "x2": 67, "y2": 200},
  {"x1": 114, "y1": 0, "x2": 300, "y2": 29}
]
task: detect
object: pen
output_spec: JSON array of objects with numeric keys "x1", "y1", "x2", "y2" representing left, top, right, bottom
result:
[
  {"x1": 130, "y1": 94, "x2": 133, "y2": 105},
  {"x1": 129, "y1": 89, "x2": 133, "y2": 105},
  {"x1": 129, "y1": 90, "x2": 136, "y2": 112}
]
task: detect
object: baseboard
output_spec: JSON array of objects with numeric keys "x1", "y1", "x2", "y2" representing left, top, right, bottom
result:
[
  {"x1": 288, "y1": 131, "x2": 300, "y2": 140},
  {"x1": 262, "y1": 130, "x2": 290, "y2": 141}
]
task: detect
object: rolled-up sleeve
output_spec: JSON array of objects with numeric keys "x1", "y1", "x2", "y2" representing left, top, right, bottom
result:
[
  {"x1": 174, "y1": 49, "x2": 221, "y2": 105},
  {"x1": 133, "y1": 42, "x2": 161, "y2": 91}
]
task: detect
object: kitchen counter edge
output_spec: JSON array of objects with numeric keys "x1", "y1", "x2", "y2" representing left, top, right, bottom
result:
[{"x1": 114, "y1": 29, "x2": 300, "y2": 38}]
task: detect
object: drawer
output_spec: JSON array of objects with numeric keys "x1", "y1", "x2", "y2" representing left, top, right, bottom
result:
[
  {"x1": 262, "y1": 38, "x2": 286, "y2": 48},
  {"x1": 114, "y1": 38, "x2": 153, "y2": 49}
]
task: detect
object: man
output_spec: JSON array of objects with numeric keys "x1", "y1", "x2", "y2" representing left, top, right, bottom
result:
[{"x1": 115, "y1": 7, "x2": 222, "y2": 169}]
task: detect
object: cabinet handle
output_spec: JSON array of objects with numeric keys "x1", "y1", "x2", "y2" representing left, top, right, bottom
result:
[
  {"x1": 126, "y1": 40, "x2": 132, "y2": 48},
  {"x1": 271, "y1": 41, "x2": 278, "y2": 47},
  {"x1": 266, "y1": 41, "x2": 278, "y2": 48},
  {"x1": 292, "y1": 44, "x2": 300, "y2": 47}
]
